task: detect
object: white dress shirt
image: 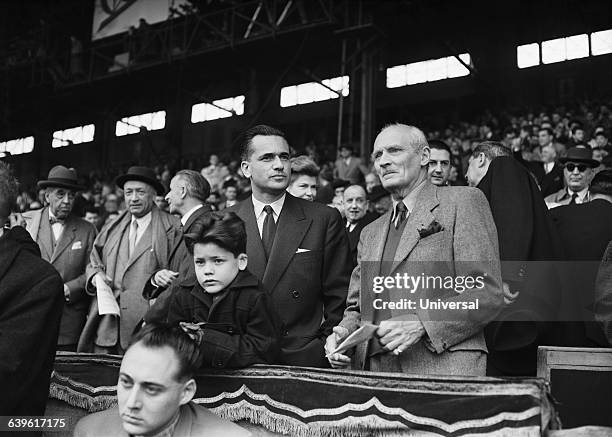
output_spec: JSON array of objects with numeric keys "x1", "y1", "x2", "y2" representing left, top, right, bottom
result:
[
  {"x1": 48, "y1": 209, "x2": 65, "y2": 241},
  {"x1": 567, "y1": 187, "x2": 589, "y2": 204},
  {"x1": 181, "y1": 204, "x2": 203, "y2": 227},
  {"x1": 129, "y1": 211, "x2": 152, "y2": 248},
  {"x1": 252, "y1": 194, "x2": 286, "y2": 238},
  {"x1": 544, "y1": 162, "x2": 554, "y2": 174}
]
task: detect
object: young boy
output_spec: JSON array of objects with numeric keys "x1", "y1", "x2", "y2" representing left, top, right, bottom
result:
[{"x1": 167, "y1": 211, "x2": 280, "y2": 368}]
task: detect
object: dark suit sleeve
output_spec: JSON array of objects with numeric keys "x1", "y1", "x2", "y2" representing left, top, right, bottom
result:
[
  {"x1": 595, "y1": 241, "x2": 612, "y2": 346},
  {"x1": 318, "y1": 208, "x2": 351, "y2": 338},
  {"x1": 0, "y1": 266, "x2": 63, "y2": 414},
  {"x1": 66, "y1": 223, "x2": 98, "y2": 303}
]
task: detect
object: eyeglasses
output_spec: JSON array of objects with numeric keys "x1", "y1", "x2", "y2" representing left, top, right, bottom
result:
[{"x1": 564, "y1": 163, "x2": 588, "y2": 172}]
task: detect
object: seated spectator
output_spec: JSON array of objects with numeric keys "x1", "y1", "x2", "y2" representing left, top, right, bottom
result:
[
  {"x1": 286, "y1": 155, "x2": 319, "y2": 202},
  {"x1": 334, "y1": 144, "x2": 367, "y2": 184},
  {"x1": 167, "y1": 211, "x2": 280, "y2": 368},
  {"x1": 367, "y1": 185, "x2": 391, "y2": 215},
  {"x1": 73, "y1": 323, "x2": 250, "y2": 436},
  {"x1": 545, "y1": 147, "x2": 599, "y2": 208},
  {"x1": 83, "y1": 204, "x2": 101, "y2": 229},
  {"x1": 365, "y1": 172, "x2": 381, "y2": 194},
  {"x1": 343, "y1": 185, "x2": 377, "y2": 268}
]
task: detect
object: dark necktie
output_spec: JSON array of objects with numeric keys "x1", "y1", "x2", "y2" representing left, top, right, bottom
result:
[
  {"x1": 569, "y1": 193, "x2": 578, "y2": 205},
  {"x1": 262, "y1": 205, "x2": 277, "y2": 259},
  {"x1": 394, "y1": 202, "x2": 408, "y2": 229}
]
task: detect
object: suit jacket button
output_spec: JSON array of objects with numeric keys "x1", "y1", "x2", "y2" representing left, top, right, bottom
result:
[
  {"x1": 283, "y1": 330, "x2": 289, "y2": 337},
  {"x1": 292, "y1": 290, "x2": 300, "y2": 298},
  {"x1": 227, "y1": 327, "x2": 234, "y2": 334}
]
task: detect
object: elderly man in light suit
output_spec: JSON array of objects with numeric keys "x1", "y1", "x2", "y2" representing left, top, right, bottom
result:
[
  {"x1": 79, "y1": 167, "x2": 182, "y2": 354},
  {"x1": 22, "y1": 166, "x2": 97, "y2": 352},
  {"x1": 326, "y1": 124, "x2": 503, "y2": 376}
]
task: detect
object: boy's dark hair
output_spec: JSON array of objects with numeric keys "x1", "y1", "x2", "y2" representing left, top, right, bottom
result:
[
  {"x1": 428, "y1": 139, "x2": 451, "y2": 155},
  {"x1": 129, "y1": 322, "x2": 202, "y2": 381},
  {"x1": 239, "y1": 124, "x2": 286, "y2": 161},
  {"x1": 185, "y1": 211, "x2": 246, "y2": 256}
]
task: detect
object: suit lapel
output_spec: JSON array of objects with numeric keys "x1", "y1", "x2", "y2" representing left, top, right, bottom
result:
[
  {"x1": 51, "y1": 217, "x2": 77, "y2": 263},
  {"x1": 37, "y1": 208, "x2": 54, "y2": 261},
  {"x1": 238, "y1": 199, "x2": 267, "y2": 282},
  {"x1": 390, "y1": 183, "x2": 439, "y2": 275},
  {"x1": 262, "y1": 195, "x2": 311, "y2": 292},
  {"x1": 361, "y1": 213, "x2": 390, "y2": 322},
  {"x1": 123, "y1": 222, "x2": 153, "y2": 273}
]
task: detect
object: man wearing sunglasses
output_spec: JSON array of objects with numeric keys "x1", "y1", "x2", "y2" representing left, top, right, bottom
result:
[{"x1": 544, "y1": 147, "x2": 599, "y2": 209}]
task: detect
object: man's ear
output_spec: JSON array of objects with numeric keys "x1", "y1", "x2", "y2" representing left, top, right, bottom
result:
[
  {"x1": 179, "y1": 378, "x2": 196, "y2": 406},
  {"x1": 420, "y1": 146, "x2": 431, "y2": 166},
  {"x1": 477, "y1": 152, "x2": 487, "y2": 168},
  {"x1": 240, "y1": 161, "x2": 251, "y2": 179},
  {"x1": 237, "y1": 253, "x2": 248, "y2": 271}
]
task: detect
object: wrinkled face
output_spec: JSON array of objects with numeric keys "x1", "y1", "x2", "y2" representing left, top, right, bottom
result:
[
  {"x1": 45, "y1": 187, "x2": 76, "y2": 219},
  {"x1": 241, "y1": 135, "x2": 291, "y2": 197},
  {"x1": 564, "y1": 162, "x2": 594, "y2": 192},
  {"x1": 538, "y1": 130, "x2": 552, "y2": 147},
  {"x1": 365, "y1": 173, "x2": 379, "y2": 192},
  {"x1": 372, "y1": 127, "x2": 429, "y2": 197},
  {"x1": 193, "y1": 242, "x2": 246, "y2": 294},
  {"x1": 84, "y1": 211, "x2": 99, "y2": 225},
  {"x1": 124, "y1": 180, "x2": 155, "y2": 218},
  {"x1": 224, "y1": 186, "x2": 238, "y2": 201},
  {"x1": 343, "y1": 186, "x2": 368, "y2": 223},
  {"x1": 427, "y1": 149, "x2": 451, "y2": 186},
  {"x1": 287, "y1": 175, "x2": 317, "y2": 201},
  {"x1": 117, "y1": 344, "x2": 192, "y2": 437},
  {"x1": 165, "y1": 176, "x2": 185, "y2": 215}
]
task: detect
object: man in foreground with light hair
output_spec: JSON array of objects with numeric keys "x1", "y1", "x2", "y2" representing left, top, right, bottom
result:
[
  {"x1": 327, "y1": 124, "x2": 503, "y2": 376},
  {"x1": 74, "y1": 323, "x2": 251, "y2": 436}
]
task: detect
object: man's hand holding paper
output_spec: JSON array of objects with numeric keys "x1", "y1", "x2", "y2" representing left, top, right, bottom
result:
[{"x1": 94, "y1": 273, "x2": 120, "y2": 316}]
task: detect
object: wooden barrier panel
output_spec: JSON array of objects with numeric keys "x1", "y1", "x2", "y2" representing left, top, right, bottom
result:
[{"x1": 537, "y1": 346, "x2": 612, "y2": 429}]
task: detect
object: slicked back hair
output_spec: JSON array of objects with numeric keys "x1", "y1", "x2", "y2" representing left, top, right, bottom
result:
[
  {"x1": 128, "y1": 322, "x2": 202, "y2": 382},
  {"x1": 176, "y1": 170, "x2": 211, "y2": 203},
  {"x1": 591, "y1": 169, "x2": 612, "y2": 196},
  {"x1": 428, "y1": 139, "x2": 451, "y2": 155},
  {"x1": 0, "y1": 161, "x2": 18, "y2": 222},
  {"x1": 239, "y1": 124, "x2": 287, "y2": 162},
  {"x1": 471, "y1": 141, "x2": 512, "y2": 161}
]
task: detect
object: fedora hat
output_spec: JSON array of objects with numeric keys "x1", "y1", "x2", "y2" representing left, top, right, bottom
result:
[
  {"x1": 559, "y1": 147, "x2": 599, "y2": 168},
  {"x1": 115, "y1": 166, "x2": 165, "y2": 195},
  {"x1": 37, "y1": 165, "x2": 84, "y2": 191}
]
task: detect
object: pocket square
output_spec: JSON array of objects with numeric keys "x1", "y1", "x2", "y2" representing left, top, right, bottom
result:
[
  {"x1": 295, "y1": 248, "x2": 311, "y2": 253},
  {"x1": 417, "y1": 220, "x2": 443, "y2": 239},
  {"x1": 71, "y1": 241, "x2": 83, "y2": 250}
]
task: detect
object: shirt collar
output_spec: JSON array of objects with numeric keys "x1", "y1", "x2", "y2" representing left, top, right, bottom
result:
[
  {"x1": 391, "y1": 179, "x2": 427, "y2": 222},
  {"x1": 181, "y1": 204, "x2": 203, "y2": 226},
  {"x1": 567, "y1": 187, "x2": 589, "y2": 201},
  {"x1": 48, "y1": 209, "x2": 65, "y2": 224},
  {"x1": 252, "y1": 193, "x2": 286, "y2": 219},
  {"x1": 131, "y1": 211, "x2": 152, "y2": 228}
]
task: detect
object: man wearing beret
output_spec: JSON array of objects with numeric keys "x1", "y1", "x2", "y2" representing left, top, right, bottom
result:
[
  {"x1": 79, "y1": 166, "x2": 182, "y2": 354},
  {"x1": 22, "y1": 165, "x2": 97, "y2": 352}
]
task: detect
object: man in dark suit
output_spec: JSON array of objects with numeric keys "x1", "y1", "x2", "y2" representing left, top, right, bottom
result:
[
  {"x1": 22, "y1": 166, "x2": 97, "y2": 351},
  {"x1": 74, "y1": 323, "x2": 250, "y2": 437},
  {"x1": 334, "y1": 144, "x2": 368, "y2": 184},
  {"x1": 0, "y1": 161, "x2": 64, "y2": 420},
  {"x1": 550, "y1": 169, "x2": 612, "y2": 347},
  {"x1": 538, "y1": 143, "x2": 564, "y2": 197},
  {"x1": 143, "y1": 170, "x2": 212, "y2": 322},
  {"x1": 229, "y1": 125, "x2": 351, "y2": 367},
  {"x1": 343, "y1": 184, "x2": 377, "y2": 269}
]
